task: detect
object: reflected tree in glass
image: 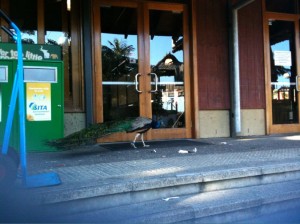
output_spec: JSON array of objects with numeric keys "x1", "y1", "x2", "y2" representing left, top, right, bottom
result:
[{"x1": 102, "y1": 38, "x2": 138, "y2": 121}]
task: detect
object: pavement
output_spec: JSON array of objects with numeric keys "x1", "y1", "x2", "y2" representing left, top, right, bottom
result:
[
  {"x1": 25, "y1": 134, "x2": 300, "y2": 185},
  {"x1": 2, "y1": 134, "x2": 300, "y2": 223}
]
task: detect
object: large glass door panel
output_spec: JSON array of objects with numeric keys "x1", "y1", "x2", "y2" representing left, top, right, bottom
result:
[
  {"x1": 100, "y1": 6, "x2": 139, "y2": 122},
  {"x1": 145, "y1": 2, "x2": 192, "y2": 141},
  {"x1": 95, "y1": 1, "x2": 191, "y2": 142},
  {"x1": 149, "y1": 9, "x2": 185, "y2": 129},
  {"x1": 269, "y1": 20, "x2": 299, "y2": 125}
]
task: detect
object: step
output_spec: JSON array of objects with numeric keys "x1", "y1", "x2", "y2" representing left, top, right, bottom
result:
[
  {"x1": 21, "y1": 160, "x2": 300, "y2": 214},
  {"x1": 31, "y1": 179, "x2": 300, "y2": 223}
]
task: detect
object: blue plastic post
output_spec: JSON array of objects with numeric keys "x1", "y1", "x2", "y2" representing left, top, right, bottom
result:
[
  {"x1": 1, "y1": 20, "x2": 27, "y2": 184},
  {"x1": 0, "y1": 10, "x2": 61, "y2": 188},
  {"x1": 13, "y1": 23, "x2": 27, "y2": 184}
]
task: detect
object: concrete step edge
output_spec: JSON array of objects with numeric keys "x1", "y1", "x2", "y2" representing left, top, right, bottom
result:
[
  {"x1": 61, "y1": 179, "x2": 300, "y2": 224},
  {"x1": 67, "y1": 180, "x2": 300, "y2": 223},
  {"x1": 33, "y1": 161, "x2": 300, "y2": 204}
]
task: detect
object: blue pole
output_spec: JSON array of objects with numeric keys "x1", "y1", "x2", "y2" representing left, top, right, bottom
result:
[
  {"x1": 12, "y1": 23, "x2": 27, "y2": 184},
  {"x1": 1, "y1": 21, "x2": 27, "y2": 184},
  {"x1": 1, "y1": 30, "x2": 18, "y2": 155},
  {"x1": 1, "y1": 10, "x2": 61, "y2": 188}
]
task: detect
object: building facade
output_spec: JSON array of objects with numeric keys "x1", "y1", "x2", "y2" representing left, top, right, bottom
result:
[{"x1": 0, "y1": 0, "x2": 299, "y2": 145}]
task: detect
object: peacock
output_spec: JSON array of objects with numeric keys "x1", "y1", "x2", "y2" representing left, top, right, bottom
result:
[{"x1": 47, "y1": 116, "x2": 154, "y2": 149}]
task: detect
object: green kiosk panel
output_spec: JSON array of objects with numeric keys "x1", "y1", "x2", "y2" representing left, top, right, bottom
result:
[
  {"x1": 0, "y1": 61, "x2": 19, "y2": 150},
  {"x1": 0, "y1": 60, "x2": 64, "y2": 152},
  {"x1": 24, "y1": 61, "x2": 64, "y2": 151}
]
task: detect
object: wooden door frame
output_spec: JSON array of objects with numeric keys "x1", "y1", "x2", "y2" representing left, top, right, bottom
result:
[
  {"x1": 264, "y1": 12, "x2": 300, "y2": 134},
  {"x1": 144, "y1": 2, "x2": 192, "y2": 140},
  {"x1": 92, "y1": 0, "x2": 141, "y2": 142},
  {"x1": 92, "y1": 0, "x2": 192, "y2": 142},
  {"x1": 92, "y1": 0, "x2": 139, "y2": 124}
]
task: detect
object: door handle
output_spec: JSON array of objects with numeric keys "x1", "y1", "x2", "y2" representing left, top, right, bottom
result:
[
  {"x1": 297, "y1": 75, "x2": 300, "y2": 92},
  {"x1": 135, "y1": 73, "x2": 142, "y2": 93},
  {"x1": 149, "y1": 73, "x2": 158, "y2": 93}
]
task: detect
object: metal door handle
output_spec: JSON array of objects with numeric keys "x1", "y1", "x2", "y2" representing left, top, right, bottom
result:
[
  {"x1": 297, "y1": 75, "x2": 300, "y2": 92},
  {"x1": 149, "y1": 73, "x2": 158, "y2": 93},
  {"x1": 135, "y1": 73, "x2": 142, "y2": 93}
]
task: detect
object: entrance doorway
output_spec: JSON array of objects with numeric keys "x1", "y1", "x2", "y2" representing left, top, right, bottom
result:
[
  {"x1": 265, "y1": 13, "x2": 300, "y2": 133},
  {"x1": 92, "y1": 0, "x2": 192, "y2": 142}
]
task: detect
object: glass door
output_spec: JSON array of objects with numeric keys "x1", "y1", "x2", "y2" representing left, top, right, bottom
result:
[
  {"x1": 266, "y1": 16, "x2": 300, "y2": 133},
  {"x1": 100, "y1": 4, "x2": 140, "y2": 122},
  {"x1": 145, "y1": 3, "x2": 191, "y2": 140},
  {"x1": 93, "y1": 1, "x2": 191, "y2": 142},
  {"x1": 149, "y1": 8, "x2": 185, "y2": 129}
]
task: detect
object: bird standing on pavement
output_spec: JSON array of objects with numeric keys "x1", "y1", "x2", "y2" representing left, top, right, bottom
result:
[
  {"x1": 46, "y1": 117, "x2": 153, "y2": 149},
  {"x1": 127, "y1": 117, "x2": 153, "y2": 148}
]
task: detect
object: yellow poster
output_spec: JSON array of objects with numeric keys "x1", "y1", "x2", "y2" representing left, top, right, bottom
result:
[{"x1": 26, "y1": 83, "x2": 51, "y2": 121}]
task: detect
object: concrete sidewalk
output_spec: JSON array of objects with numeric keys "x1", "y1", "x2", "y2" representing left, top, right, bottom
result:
[
  {"x1": 23, "y1": 135, "x2": 300, "y2": 199},
  {"x1": 29, "y1": 146, "x2": 300, "y2": 188},
  {"x1": 3, "y1": 134, "x2": 300, "y2": 223}
]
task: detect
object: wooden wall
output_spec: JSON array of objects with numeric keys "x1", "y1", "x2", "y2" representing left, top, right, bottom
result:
[
  {"x1": 238, "y1": 0, "x2": 265, "y2": 109},
  {"x1": 196, "y1": 0, "x2": 265, "y2": 110},
  {"x1": 197, "y1": 0, "x2": 230, "y2": 110}
]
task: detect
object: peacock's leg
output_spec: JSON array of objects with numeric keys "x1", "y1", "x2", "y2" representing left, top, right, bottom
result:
[
  {"x1": 131, "y1": 133, "x2": 140, "y2": 148},
  {"x1": 141, "y1": 133, "x2": 150, "y2": 147}
]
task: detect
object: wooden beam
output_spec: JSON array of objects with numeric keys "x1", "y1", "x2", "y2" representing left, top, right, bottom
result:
[{"x1": 37, "y1": 0, "x2": 45, "y2": 44}]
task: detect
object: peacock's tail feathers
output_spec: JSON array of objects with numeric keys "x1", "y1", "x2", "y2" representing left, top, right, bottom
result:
[{"x1": 46, "y1": 117, "x2": 152, "y2": 149}]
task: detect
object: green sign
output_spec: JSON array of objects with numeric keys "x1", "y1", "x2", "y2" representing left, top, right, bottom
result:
[{"x1": 0, "y1": 43, "x2": 62, "y2": 61}]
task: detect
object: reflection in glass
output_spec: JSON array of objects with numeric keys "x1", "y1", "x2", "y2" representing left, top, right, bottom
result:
[
  {"x1": 45, "y1": 0, "x2": 69, "y2": 46},
  {"x1": 44, "y1": 0, "x2": 71, "y2": 107},
  {"x1": 9, "y1": 0, "x2": 38, "y2": 43},
  {"x1": 269, "y1": 20, "x2": 298, "y2": 124},
  {"x1": 101, "y1": 6, "x2": 139, "y2": 122},
  {"x1": 150, "y1": 10, "x2": 185, "y2": 128},
  {"x1": 265, "y1": 0, "x2": 300, "y2": 14}
]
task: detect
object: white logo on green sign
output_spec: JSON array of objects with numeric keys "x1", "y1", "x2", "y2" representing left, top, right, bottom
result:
[{"x1": 0, "y1": 43, "x2": 61, "y2": 61}]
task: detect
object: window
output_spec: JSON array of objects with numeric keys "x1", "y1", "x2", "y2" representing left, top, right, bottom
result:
[
  {"x1": 266, "y1": 0, "x2": 300, "y2": 14},
  {"x1": 9, "y1": 0, "x2": 38, "y2": 43},
  {"x1": 0, "y1": 0, "x2": 83, "y2": 112}
]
